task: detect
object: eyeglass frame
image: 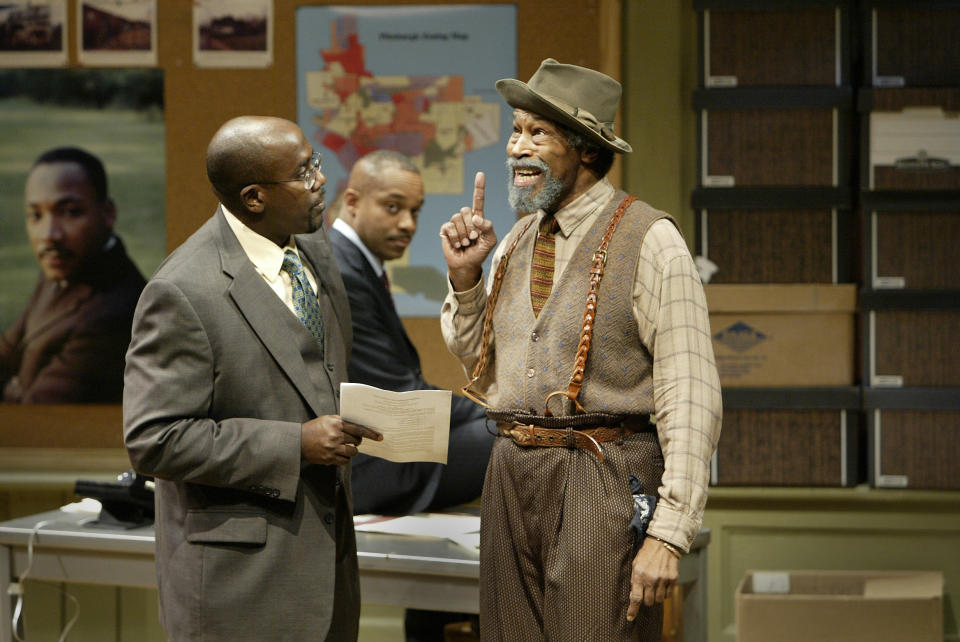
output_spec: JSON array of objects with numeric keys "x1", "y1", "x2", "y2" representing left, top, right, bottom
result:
[{"x1": 255, "y1": 151, "x2": 322, "y2": 191}]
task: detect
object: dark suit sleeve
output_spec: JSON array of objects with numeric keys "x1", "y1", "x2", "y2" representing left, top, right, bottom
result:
[
  {"x1": 123, "y1": 277, "x2": 302, "y2": 500},
  {"x1": 339, "y1": 267, "x2": 430, "y2": 393}
]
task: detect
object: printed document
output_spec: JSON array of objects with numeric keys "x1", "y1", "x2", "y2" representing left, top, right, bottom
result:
[{"x1": 340, "y1": 383, "x2": 451, "y2": 463}]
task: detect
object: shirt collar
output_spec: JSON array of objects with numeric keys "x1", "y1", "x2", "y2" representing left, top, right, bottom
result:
[
  {"x1": 332, "y1": 217, "x2": 384, "y2": 277},
  {"x1": 222, "y1": 205, "x2": 296, "y2": 282},
  {"x1": 546, "y1": 177, "x2": 616, "y2": 237}
]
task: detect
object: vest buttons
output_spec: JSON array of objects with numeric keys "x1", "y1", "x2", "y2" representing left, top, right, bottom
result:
[
  {"x1": 531, "y1": 332, "x2": 539, "y2": 342},
  {"x1": 526, "y1": 368, "x2": 535, "y2": 378}
]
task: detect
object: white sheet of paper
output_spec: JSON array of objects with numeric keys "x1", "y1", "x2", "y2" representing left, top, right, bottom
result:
[
  {"x1": 341, "y1": 383, "x2": 451, "y2": 463},
  {"x1": 354, "y1": 513, "x2": 480, "y2": 539}
]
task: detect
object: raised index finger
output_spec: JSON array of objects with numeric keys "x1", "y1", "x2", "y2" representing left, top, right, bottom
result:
[{"x1": 472, "y1": 171, "x2": 485, "y2": 220}]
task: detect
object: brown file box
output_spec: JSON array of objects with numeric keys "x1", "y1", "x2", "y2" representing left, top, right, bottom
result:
[
  {"x1": 703, "y1": 108, "x2": 837, "y2": 187},
  {"x1": 870, "y1": 409, "x2": 960, "y2": 489},
  {"x1": 871, "y1": 5, "x2": 960, "y2": 87},
  {"x1": 703, "y1": 6, "x2": 840, "y2": 87},
  {"x1": 869, "y1": 210, "x2": 960, "y2": 290},
  {"x1": 870, "y1": 310, "x2": 960, "y2": 387},
  {"x1": 713, "y1": 408, "x2": 856, "y2": 486},
  {"x1": 702, "y1": 208, "x2": 836, "y2": 283}
]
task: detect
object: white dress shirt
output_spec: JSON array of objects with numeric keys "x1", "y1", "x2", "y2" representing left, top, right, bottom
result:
[{"x1": 221, "y1": 206, "x2": 319, "y2": 316}]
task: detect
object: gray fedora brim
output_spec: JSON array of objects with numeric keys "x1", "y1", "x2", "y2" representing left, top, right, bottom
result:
[{"x1": 496, "y1": 78, "x2": 633, "y2": 154}]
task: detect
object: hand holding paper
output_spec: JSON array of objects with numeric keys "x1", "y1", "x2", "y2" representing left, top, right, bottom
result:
[{"x1": 340, "y1": 383, "x2": 451, "y2": 463}]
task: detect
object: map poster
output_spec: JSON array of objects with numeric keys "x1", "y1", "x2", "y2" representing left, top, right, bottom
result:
[{"x1": 296, "y1": 5, "x2": 517, "y2": 316}]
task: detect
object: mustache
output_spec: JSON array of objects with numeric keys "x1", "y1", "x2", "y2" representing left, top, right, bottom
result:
[
  {"x1": 37, "y1": 245, "x2": 73, "y2": 259},
  {"x1": 505, "y1": 158, "x2": 549, "y2": 172}
]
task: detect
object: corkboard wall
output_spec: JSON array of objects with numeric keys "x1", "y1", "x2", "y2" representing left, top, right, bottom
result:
[
  {"x1": 1, "y1": 0, "x2": 620, "y2": 457},
  {"x1": 162, "y1": 0, "x2": 618, "y2": 249}
]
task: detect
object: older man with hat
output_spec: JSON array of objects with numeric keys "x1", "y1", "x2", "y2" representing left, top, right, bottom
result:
[{"x1": 439, "y1": 59, "x2": 722, "y2": 640}]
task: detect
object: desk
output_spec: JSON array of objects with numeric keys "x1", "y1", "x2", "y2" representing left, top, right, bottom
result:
[{"x1": 1, "y1": 510, "x2": 709, "y2": 641}]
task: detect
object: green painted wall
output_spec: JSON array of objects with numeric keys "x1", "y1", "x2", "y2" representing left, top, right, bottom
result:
[{"x1": 621, "y1": 0, "x2": 699, "y2": 244}]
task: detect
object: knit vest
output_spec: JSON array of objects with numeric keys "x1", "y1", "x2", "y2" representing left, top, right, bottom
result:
[{"x1": 487, "y1": 191, "x2": 674, "y2": 416}]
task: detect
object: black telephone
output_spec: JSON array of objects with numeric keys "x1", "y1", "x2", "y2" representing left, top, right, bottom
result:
[{"x1": 74, "y1": 470, "x2": 155, "y2": 528}]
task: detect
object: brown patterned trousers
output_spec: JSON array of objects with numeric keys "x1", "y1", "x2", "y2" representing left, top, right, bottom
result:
[{"x1": 479, "y1": 430, "x2": 665, "y2": 641}]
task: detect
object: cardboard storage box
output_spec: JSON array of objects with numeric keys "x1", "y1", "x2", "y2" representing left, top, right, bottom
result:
[
  {"x1": 737, "y1": 570, "x2": 943, "y2": 642},
  {"x1": 706, "y1": 285, "x2": 856, "y2": 387}
]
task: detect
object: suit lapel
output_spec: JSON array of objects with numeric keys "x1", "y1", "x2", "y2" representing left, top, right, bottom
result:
[
  {"x1": 330, "y1": 228, "x2": 419, "y2": 363},
  {"x1": 215, "y1": 210, "x2": 327, "y2": 418}
]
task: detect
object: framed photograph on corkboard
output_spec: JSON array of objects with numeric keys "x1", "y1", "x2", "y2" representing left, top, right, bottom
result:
[{"x1": 0, "y1": 0, "x2": 68, "y2": 68}]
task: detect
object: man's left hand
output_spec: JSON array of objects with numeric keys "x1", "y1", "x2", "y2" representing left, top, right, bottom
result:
[{"x1": 626, "y1": 538, "x2": 679, "y2": 621}]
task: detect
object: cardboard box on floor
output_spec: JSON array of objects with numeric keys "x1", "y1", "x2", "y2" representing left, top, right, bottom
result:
[
  {"x1": 705, "y1": 284, "x2": 856, "y2": 387},
  {"x1": 736, "y1": 570, "x2": 943, "y2": 642}
]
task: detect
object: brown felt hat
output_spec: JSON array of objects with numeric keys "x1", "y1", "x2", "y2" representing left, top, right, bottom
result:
[{"x1": 496, "y1": 58, "x2": 632, "y2": 154}]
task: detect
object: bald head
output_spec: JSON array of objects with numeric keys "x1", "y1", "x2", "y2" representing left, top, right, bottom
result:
[
  {"x1": 345, "y1": 150, "x2": 419, "y2": 197},
  {"x1": 205, "y1": 115, "x2": 326, "y2": 246},
  {"x1": 206, "y1": 116, "x2": 302, "y2": 212}
]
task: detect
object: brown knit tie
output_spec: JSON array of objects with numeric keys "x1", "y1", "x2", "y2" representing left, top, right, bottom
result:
[{"x1": 530, "y1": 214, "x2": 559, "y2": 316}]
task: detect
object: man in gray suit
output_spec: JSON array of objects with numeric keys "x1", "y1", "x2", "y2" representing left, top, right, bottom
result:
[{"x1": 123, "y1": 115, "x2": 381, "y2": 641}]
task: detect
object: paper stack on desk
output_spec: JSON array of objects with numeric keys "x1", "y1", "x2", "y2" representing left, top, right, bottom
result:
[{"x1": 354, "y1": 513, "x2": 480, "y2": 551}]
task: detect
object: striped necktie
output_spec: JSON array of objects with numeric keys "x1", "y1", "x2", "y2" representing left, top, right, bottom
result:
[
  {"x1": 281, "y1": 249, "x2": 324, "y2": 349},
  {"x1": 530, "y1": 214, "x2": 559, "y2": 317}
]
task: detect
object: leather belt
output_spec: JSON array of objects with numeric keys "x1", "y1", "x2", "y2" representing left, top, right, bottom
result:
[{"x1": 496, "y1": 420, "x2": 649, "y2": 463}]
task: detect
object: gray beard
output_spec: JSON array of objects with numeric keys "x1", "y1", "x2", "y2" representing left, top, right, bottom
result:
[{"x1": 506, "y1": 159, "x2": 568, "y2": 214}]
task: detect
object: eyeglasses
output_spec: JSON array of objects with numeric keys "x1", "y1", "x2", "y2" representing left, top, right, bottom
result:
[{"x1": 258, "y1": 152, "x2": 322, "y2": 190}]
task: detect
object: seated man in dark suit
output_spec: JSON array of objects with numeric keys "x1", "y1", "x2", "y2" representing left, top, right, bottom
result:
[
  {"x1": 330, "y1": 150, "x2": 492, "y2": 641},
  {"x1": 0, "y1": 147, "x2": 145, "y2": 403},
  {"x1": 330, "y1": 150, "x2": 494, "y2": 516}
]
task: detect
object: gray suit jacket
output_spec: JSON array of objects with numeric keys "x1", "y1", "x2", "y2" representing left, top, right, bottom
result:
[{"x1": 123, "y1": 210, "x2": 356, "y2": 641}]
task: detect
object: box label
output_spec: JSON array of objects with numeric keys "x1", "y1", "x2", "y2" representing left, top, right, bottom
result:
[
  {"x1": 753, "y1": 572, "x2": 791, "y2": 594},
  {"x1": 714, "y1": 321, "x2": 768, "y2": 352},
  {"x1": 713, "y1": 321, "x2": 769, "y2": 381},
  {"x1": 707, "y1": 75, "x2": 738, "y2": 88}
]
